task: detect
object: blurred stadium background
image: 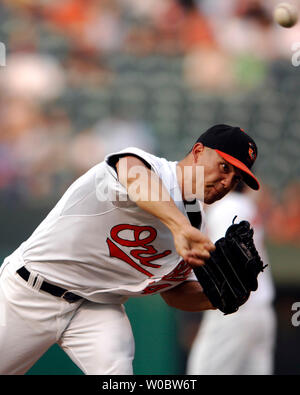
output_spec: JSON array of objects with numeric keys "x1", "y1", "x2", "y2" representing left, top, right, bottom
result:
[{"x1": 0, "y1": 0, "x2": 299, "y2": 374}]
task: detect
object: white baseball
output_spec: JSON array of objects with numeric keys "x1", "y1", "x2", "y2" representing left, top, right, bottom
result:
[{"x1": 274, "y1": 2, "x2": 298, "y2": 27}]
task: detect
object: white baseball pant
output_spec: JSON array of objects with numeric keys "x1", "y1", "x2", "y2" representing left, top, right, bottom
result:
[
  {"x1": 0, "y1": 262, "x2": 135, "y2": 375},
  {"x1": 186, "y1": 306, "x2": 276, "y2": 375}
]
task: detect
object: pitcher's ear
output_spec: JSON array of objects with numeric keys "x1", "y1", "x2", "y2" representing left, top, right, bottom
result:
[{"x1": 192, "y1": 142, "x2": 205, "y2": 162}]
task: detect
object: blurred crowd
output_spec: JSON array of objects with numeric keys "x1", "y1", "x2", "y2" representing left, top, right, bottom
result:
[
  {"x1": 250, "y1": 183, "x2": 300, "y2": 247},
  {"x1": 1, "y1": 0, "x2": 298, "y2": 56},
  {"x1": 0, "y1": 0, "x2": 299, "y2": 246}
]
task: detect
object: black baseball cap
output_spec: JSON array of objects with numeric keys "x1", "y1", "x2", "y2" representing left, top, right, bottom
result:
[{"x1": 197, "y1": 124, "x2": 260, "y2": 190}]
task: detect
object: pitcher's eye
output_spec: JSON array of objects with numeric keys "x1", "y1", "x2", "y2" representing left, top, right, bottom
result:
[{"x1": 220, "y1": 163, "x2": 230, "y2": 173}]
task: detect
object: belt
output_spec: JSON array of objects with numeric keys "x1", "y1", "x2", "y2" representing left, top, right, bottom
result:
[{"x1": 17, "y1": 266, "x2": 82, "y2": 303}]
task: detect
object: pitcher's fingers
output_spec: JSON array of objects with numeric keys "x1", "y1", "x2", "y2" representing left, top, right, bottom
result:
[
  {"x1": 189, "y1": 248, "x2": 211, "y2": 260},
  {"x1": 186, "y1": 256, "x2": 206, "y2": 266},
  {"x1": 207, "y1": 242, "x2": 216, "y2": 252}
]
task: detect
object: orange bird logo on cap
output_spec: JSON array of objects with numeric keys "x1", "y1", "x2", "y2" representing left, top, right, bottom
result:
[{"x1": 248, "y1": 142, "x2": 256, "y2": 162}]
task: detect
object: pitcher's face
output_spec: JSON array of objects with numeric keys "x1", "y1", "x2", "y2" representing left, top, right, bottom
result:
[{"x1": 194, "y1": 146, "x2": 242, "y2": 204}]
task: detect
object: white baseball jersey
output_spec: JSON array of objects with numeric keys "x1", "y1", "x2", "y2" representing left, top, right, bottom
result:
[{"x1": 5, "y1": 147, "x2": 202, "y2": 304}]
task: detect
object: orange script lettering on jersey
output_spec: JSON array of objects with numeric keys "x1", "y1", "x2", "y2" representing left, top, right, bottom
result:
[
  {"x1": 106, "y1": 224, "x2": 172, "y2": 277},
  {"x1": 141, "y1": 260, "x2": 193, "y2": 294}
]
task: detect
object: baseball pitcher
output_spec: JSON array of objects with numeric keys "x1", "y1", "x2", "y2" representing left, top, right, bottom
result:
[{"x1": 0, "y1": 124, "x2": 263, "y2": 374}]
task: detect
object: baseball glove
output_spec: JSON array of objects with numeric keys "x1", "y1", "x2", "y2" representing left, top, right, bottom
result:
[{"x1": 193, "y1": 217, "x2": 267, "y2": 315}]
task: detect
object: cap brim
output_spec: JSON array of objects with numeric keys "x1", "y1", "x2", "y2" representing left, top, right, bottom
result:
[{"x1": 216, "y1": 150, "x2": 260, "y2": 190}]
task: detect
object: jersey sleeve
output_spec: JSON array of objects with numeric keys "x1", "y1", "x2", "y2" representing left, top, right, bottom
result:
[
  {"x1": 105, "y1": 147, "x2": 161, "y2": 175},
  {"x1": 96, "y1": 147, "x2": 162, "y2": 208}
]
